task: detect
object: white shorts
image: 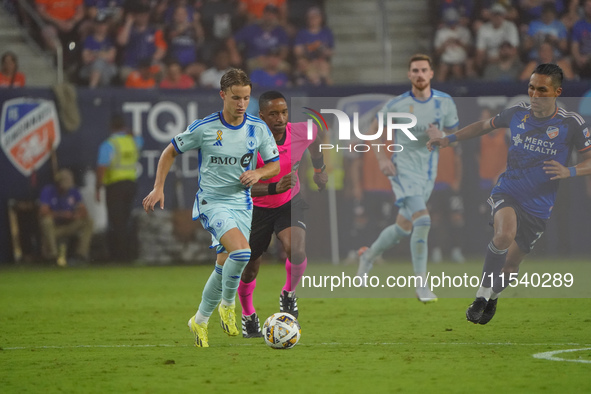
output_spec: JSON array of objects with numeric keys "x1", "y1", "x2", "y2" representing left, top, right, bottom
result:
[
  {"x1": 195, "y1": 203, "x2": 252, "y2": 253},
  {"x1": 389, "y1": 172, "x2": 434, "y2": 206}
]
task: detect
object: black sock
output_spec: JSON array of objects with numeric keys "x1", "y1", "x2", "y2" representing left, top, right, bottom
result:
[{"x1": 481, "y1": 241, "x2": 508, "y2": 288}]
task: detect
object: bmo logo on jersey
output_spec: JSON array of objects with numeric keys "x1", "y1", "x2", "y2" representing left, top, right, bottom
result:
[
  {"x1": 240, "y1": 153, "x2": 253, "y2": 167},
  {"x1": 210, "y1": 154, "x2": 253, "y2": 167},
  {"x1": 210, "y1": 155, "x2": 238, "y2": 165}
]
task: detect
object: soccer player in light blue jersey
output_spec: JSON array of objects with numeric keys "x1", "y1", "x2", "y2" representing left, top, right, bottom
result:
[
  {"x1": 428, "y1": 63, "x2": 591, "y2": 324},
  {"x1": 142, "y1": 68, "x2": 280, "y2": 346},
  {"x1": 356, "y1": 54, "x2": 459, "y2": 303}
]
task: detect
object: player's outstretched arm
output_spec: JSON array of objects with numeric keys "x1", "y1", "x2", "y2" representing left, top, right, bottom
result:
[
  {"x1": 427, "y1": 118, "x2": 494, "y2": 151},
  {"x1": 142, "y1": 143, "x2": 178, "y2": 212},
  {"x1": 544, "y1": 150, "x2": 591, "y2": 180}
]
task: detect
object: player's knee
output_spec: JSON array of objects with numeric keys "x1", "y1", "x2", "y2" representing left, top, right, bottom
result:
[
  {"x1": 241, "y1": 267, "x2": 257, "y2": 283},
  {"x1": 290, "y1": 248, "x2": 306, "y2": 265},
  {"x1": 412, "y1": 215, "x2": 431, "y2": 228},
  {"x1": 229, "y1": 248, "x2": 251, "y2": 262},
  {"x1": 491, "y1": 233, "x2": 513, "y2": 250}
]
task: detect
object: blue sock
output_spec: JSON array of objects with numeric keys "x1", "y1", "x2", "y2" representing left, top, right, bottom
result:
[
  {"x1": 410, "y1": 215, "x2": 431, "y2": 278},
  {"x1": 481, "y1": 242, "x2": 508, "y2": 288},
  {"x1": 366, "y1": 224, "x2": 411, "y2": 261},
  {"x1": 222, "y1": 249, "x2": 251, "y2": 304},
  {"x1": 197, "y1": 263, "x2": 223, "y2": 317}
]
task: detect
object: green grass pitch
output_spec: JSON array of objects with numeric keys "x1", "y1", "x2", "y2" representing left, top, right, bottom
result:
[{"x1": 1, "y1": 261, "x2": 590, "y2": 393}]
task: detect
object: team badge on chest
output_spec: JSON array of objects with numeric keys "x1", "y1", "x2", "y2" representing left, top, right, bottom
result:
[{"x1": 546, "y1": 126, "x2": 559, "y2": 139}]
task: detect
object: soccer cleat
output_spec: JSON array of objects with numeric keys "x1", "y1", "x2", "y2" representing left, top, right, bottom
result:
[
  {"x1": 279, "y1": 290, "x2": 299, "y2": 318},
  {"x1": 218, "y1": 303, "x2": 239, "y2": 336},
  {"x1": 188, "y1": 316, "x2": 209, "y2": 347},
  {"x1": 466, "y1": 297, "x2": 488, "y2": 323},
  {"x1": 242, "y1": 313, "x2": 263, "y2": 338},
  {"x1": 356, "y1": 246, "x2": 374, "y2": 276},
  {"x1": 57, "y1": 243, "x2": 67, "y2": 267},
  {"x1": 416, "y1": 286, "x2": 438, "y2": 303},
  {"x1": 451, "y1": 247, "x2": 465, "y2": 263},
  {"x1": 478, "y1": 298, "x2": 498, "y2": 325}
]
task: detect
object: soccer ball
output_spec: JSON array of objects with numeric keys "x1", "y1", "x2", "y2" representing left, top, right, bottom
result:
[{"x1": 262, "y1": 312, "x2": 301, "y2": 349}]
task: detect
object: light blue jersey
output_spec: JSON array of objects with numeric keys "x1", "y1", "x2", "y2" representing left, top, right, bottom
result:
[
  {"x1": 379, "y1": 89, "x2": 459, "y2": 206},
  {"x1": 172, "y1": 111, "x2": 279, "y2": 216}
]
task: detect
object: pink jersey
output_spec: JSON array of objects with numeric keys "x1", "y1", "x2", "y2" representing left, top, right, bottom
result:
[{"x1": 254, "y1": 122, "x2": 317, "y2": 208}]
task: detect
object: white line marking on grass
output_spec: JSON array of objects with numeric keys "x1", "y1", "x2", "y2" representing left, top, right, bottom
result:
[
  {"x1": 533, "y1": 348, "x2": 591, "y2": 364},
  {"x1": 2, "y1": 342, "x2": 591, "y2": 351}
]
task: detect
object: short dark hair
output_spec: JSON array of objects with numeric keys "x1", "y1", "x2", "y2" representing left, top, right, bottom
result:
[
  {"x1": 220, "y1": 68, "x2": 251, "y2": 92},
  {"x1": 408, "y1": 54, "x2": 433, "y2": 69},
  {"x1": 532, "y1": 63, "x2": 563, "y2": 88},
  {"x1": 259, "y1": 90, "x2": 286, "y2": 110}
]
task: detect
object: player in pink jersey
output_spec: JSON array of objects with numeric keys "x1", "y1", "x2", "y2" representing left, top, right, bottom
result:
[{"x1": 238, "y1": 90, "x2": 327, "y2": 337}]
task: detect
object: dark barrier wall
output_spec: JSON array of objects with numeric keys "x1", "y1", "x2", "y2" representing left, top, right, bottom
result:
[{"x1": 1, "y1": 81, "x2": 590, "y2": 263}]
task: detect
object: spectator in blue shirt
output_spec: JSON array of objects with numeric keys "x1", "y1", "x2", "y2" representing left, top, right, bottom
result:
[
  {"x1": 227, "y1": 4, "x2": 289, "y2": 72},
  {"x1": 293, "y1": 6, "x2": 334, "y2": 85},
  {"x1": 523, "y1": 3, "x2": 568, "y2": 61},
  {"x1": 571, "y1": 0, "x2": 591, "y2": 79},
  {"x1": 250, "y1": 48, "x2": 289, "y2": 87},
  {"x1": 79, "y1": 14, "x2": 118, "y2": 87},
  {"x1": 39, "y1": 168, "x2": 93, "y2": 266}
]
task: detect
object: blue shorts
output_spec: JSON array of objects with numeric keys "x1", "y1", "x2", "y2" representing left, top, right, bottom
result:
[{"x1": 195, "y1": 203, "x2": 252, "y2": 253}]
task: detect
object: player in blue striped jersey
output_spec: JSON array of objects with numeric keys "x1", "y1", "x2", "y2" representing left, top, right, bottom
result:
[
  {"x1": 428, "y1": 63, "x2": 591, "y2": 324},
  {"x1": 143, "y1": 69, "x2": 280, "y2": 346},
  {"x1": 357, "y1": 54, "x2": 459, "y2": 303}
]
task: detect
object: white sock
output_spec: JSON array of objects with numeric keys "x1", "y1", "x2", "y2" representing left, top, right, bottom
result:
[
  {"x1": 476, "y1": 286, "x2": 492, "y2": 300},
  {"x1": 195, "y1": 310, "x2": 209, "y2": 324},
  {"x1": 220, "y1": 299, "x2": 234, "y2": 307},
  {"x1": 490, "y1": 291, "x2": 499, "y2": 300}
]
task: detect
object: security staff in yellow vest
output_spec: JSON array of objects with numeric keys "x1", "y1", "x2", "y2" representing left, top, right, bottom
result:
[{"x1": 96, "y1": 114, "x2": 142, "y2": 262}]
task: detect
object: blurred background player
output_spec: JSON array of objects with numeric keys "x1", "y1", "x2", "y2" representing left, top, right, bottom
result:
[
  {"x1": 39, "y1": 168, "x2": 93, "y2": 266},
  {"x1": 95, "y1": 114, "x2": 142, "y2": 262},
  {"x1": 428, "y1": 143, "x2": 465, "y2": 264},
  {"x1": 356, "y1": 54, "x2": 459, "y2": 303},
  {"x1": 238, "y1": 90, "x2": 327, "y2": 338},
  {"x1": 427, "y1": 63, "x2": 591, "y2": 324},
  {"x1": 142, "y1": 69, "x2": 279, "y2": 347}
]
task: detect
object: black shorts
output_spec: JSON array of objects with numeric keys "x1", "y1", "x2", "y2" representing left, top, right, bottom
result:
[
  {"x1": 488, "y1": 193, "x2": 547, "y2": 254},
  {"x1": 249, "y1": 194, "x2": 309, "y2": 260}
]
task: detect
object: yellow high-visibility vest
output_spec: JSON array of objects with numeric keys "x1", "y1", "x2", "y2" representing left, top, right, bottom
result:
[{"x1": 103, "y1": 134, "x2": 139, "y2": 185}]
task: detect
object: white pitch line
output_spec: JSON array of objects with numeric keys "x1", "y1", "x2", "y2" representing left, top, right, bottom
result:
[
  {"x1": 533, "y1": 347, "x2": 591, "y2": 364},
  {"x1": 2, "y1": 342, "x2": 591, "y2": 351}
]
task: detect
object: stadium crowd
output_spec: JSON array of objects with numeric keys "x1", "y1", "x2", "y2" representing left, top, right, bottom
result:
[
  {"x1": 433, "y1": 0, "x2": 591, "y2": 81},
  {"x1": 4, "y1": 0, "x2": 332, "y2": 89}
]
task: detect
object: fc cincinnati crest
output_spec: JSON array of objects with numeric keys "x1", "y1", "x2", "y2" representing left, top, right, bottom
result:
[
  {"x1": 0, "y1": 98, "x2": 61, "y2": 176},
  {"x1": 584, "y1": 127, "x2": 590, "y2": 138},
  {"x1": 246, "y1": 136, "x2": 256, "y2": 150},
  {"x1": 546, "y1": 126, "x2": 559, "y2": 139}
]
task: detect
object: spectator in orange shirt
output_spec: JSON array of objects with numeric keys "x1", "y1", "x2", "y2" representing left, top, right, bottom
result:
[
  {"x1": 35, "y1": 0, "x2": 85, "y2": 60},
  {"x1": 239, "y1": 0, "x2": 287, "y2": 25},
  {"x1": 0, "y1": 51, "x2": 26, "y2": 88},
  {"x1": 160, "y1": 59, "x2": 195, "y2": 89},
  {"x1": 125, "y1": 58, "x2": 156, "y2": 89}
]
